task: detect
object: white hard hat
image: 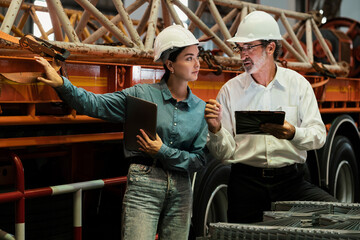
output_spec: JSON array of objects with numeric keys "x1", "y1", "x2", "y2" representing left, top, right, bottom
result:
[
  {"x1": 153, "y1": 25, "x2": 199, "y2": 62},
  {"x1": 227, "y1": 11, "x2": 282, "y2": 43}
]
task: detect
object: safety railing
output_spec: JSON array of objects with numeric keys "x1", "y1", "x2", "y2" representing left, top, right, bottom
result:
[{"x1": 0, "y1": 151, "x2": 127, "y2": 240}]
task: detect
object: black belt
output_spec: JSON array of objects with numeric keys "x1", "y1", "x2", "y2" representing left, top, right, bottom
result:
[
  {"x1": 128, "y1": 156, "x2": 163, "y2": 168},
  {"x1": 231, "y1": 162, "x2": 303, "y2": 178}
]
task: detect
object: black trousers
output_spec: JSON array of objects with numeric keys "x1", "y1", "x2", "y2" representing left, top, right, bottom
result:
[{"x1": 227, "y1": 163, "x2": 338, "y2": 223}]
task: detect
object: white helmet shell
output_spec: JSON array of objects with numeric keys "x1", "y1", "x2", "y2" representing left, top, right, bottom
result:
[
  {"x1": 153, "y1": 25, "x2": 199, "y2": 62},
  {"x1": 227, "y1": 11, "x2": 282, "y2": 43}
]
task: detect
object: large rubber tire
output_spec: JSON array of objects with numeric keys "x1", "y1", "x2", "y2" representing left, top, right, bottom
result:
[
  {"x1": 191, "y1": 160, "x2": 231, "y2": 238},
  {"x1": 328, "y1": 136, "x2": 359, "y2": 202}
]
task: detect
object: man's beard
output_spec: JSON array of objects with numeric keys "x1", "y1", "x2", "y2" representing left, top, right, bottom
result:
[{"x1": 243, "y1": 50, "x2": 267, "y2": 74}]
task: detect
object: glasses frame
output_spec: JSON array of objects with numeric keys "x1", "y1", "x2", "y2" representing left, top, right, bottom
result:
[{"x1": 233, "y1": 43, "x2": 264, "y2": 54}]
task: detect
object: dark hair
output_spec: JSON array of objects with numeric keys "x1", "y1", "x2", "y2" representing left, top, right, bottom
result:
[
  {"x1": 260, "y1": 40, "x2": 282, "y2": 60},
  {"x1": 161, "y1": 47, "x2": 185, "y2": 82}
]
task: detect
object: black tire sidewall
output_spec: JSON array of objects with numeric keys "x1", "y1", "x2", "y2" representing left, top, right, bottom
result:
[
  {"x1": 328, "y1": 136, "x2": 359, "y2": 201},
  {"x1": 191, "y1": 160, "x2": 231, "y2": 237}
]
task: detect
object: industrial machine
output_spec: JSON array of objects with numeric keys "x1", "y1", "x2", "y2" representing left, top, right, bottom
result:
[{"x1": 0, "y1": 0, "x2": 359, "y2": 239}]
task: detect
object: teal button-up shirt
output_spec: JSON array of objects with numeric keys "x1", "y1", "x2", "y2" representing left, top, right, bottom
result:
[{"x1": 56, "y1": 77, "x2": 208, "y2": 173}]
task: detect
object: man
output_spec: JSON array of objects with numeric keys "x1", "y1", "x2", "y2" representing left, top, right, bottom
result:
[{"x1": 205, "y1": 11, "x2": 337, "y2": 224}]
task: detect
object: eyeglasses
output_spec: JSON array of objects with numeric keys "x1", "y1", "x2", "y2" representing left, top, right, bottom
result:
[{"x1": 233, "y1": 43, "x2": 264, "y2": 54}]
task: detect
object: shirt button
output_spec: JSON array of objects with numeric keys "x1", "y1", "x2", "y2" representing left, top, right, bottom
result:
[
  {"x1": 174, "y1": 123, "x2": 177, "y2": 126},
  {"x1": 170, "y1": 142, "x2": 173, "y2": 145},
  {"x1": 175, "y1": 107, "x2": 177, "y2": 110}
]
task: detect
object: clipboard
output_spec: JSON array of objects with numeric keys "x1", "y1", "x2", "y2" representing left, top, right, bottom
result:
[
  {"x1": 124, "y1": 95, "x2": 157, "y2": 151},
  {"x1": 235, "y1": 110, "x2": 285, "y2": 134}
]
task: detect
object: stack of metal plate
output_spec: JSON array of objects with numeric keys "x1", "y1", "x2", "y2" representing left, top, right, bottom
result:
[{"x1": 203, "y1": 201, "x2": 360, "y2": 240}]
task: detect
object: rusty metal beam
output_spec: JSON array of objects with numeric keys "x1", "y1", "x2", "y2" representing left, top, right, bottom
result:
[
  {"x1": 75, "y1": 0, "x2": 98, "y2": 38},
  {"x1": 47, "y1": 0, "x2": 80, "y2": 42},
  {"x1": 75, "y1": 0, "x2": 134, "y2": 47},
  {"x1": 0, "y1": 0, "x2": 24, "y2": 34},
  {"x1": 0, "y1": 0, "x2": 350, "y2": 76}
]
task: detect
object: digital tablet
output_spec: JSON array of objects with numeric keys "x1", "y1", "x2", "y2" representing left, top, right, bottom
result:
[
  {"x1": 124, "y1": 95, "x2": 157, "y2": 151},
  {"x1": 235, "y1": 111, "x2": 285, "y2": 134}
]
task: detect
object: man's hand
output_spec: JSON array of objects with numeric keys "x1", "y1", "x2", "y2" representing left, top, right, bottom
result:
[
  {"x1": 205, "y1": 99, "x2": 222, "y2": 134},
  {"x1": 260, "y1": 120, "x2": 296, "y2": 140},
  {"x1": 34, "y1": 56, "x2": 64, "y2": 88},
  {"x1": 137, "y1": 129, "x2": 163, "y2": 155}
]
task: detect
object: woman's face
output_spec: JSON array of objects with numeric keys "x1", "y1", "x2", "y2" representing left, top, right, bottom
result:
[{"x1": 170, "y1": 45, "x2": 200, "y2": 82}]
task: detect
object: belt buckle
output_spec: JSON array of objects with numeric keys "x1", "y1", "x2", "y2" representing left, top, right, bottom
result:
[{"x1": 262, "y1": 168, "x2": 275, "y2": 178}]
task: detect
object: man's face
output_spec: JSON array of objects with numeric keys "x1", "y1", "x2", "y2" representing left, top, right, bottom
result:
[{"x1": 236, "y1": 41, "x2": 266, "y2": 74}]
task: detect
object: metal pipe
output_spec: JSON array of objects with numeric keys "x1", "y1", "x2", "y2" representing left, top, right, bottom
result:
[
  {"x1": 171, "y1": 0, "x2": 234, "y2": 57},
  {"x1": 137, "y1": 3, "x2": 152, "y2": 36},
  {"x1": 278, "y1": 61, "x2": 346, "y2": 74},
  {"x1": 202, "y1": 0, "x2": 312, "y2": 20},
  {"x1": 164, "y1": 0, "x2": 183, "y2": 26},
  {"x1": 46, "y1": 0, "x2": 63, "y2": 41},
  {"x1": 305, "y1": 19, "x2": 313, "y2": 63},
  {"x1": 189, "y1": 1, "x2": 206, "y2": 32},
  {"x1": 281, "y1": 38, "x2": 307, "y2": 62},
  {"x1": 0, "y1": 154, "x2": 126, "y2": 240},
  {"x1": 29, "y1": 6, "x2": 48, "y2": 40},
  {"x1": 161, "y1": 0, "x2": 171, "y2": 27},
  {"x1": 207, "y1": 0, "x2": 234, "y2": 48},
  {"x1": 112, "y1": 0, "x2": 144, "y2": 49},
  {"x1": 74, "y1": 0, "x2": 134, "y2": 47},
  {"x1": 198, "y1": 8, "x2": 238, "y2": 42},
  {"x1": 0, "y1": 229, "x2": 15, "y2": 240},
  {"x1": 144, "y1": 0, "x2": 161, "y2": 50},
  {"x1": 227, "y1": 7, "x2": 243, "y2": 38},
  {"x1": 280, "y1": 12, "x2": 308, "y2": 62},
  {"x1": 82, "y1": 0, "x2": 146, "y2": 44},
  {"x1": 46, "y1": 0, "x2": 80, "y2": 42},
  {"x1": 75, "y1": 0, "x2": 98, "y2": 37},
  {"x1": 311, "y1": 17, "x2": 337, "y2": 65},
  {"x1": 49, "y1": 40, "x2": 150, "y2": 58},
  {"x1": 0, "y1": 0, "x2": 23, "y2": 34},
  {"x1": 283, "y1": 20, "x2": 304, "y2": 59},
  {"x1": 82, "y1": 15, "x2": 122, "y2": 44},
  {"x1": 11, "y1": 152, "x2": 25, "y2": 240},
  {"x1": 74, "y1": 189, "x2": 82, "y2": 240}
]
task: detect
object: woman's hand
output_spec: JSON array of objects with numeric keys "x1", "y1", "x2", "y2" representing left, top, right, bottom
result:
[
  {"x1": 34, "y1": 56, "x2": 64, "y2": 88},
  {"x1": 205, "y1": 99, "x2": 222, "y2": 133},
  {"x1": 137, "y1": 129, "x2": 163, "y2": 155}
]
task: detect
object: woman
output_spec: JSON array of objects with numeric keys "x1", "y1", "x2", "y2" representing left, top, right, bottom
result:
[{"x1": 35, "y1": 25, "x2": 207, "y2": 240}]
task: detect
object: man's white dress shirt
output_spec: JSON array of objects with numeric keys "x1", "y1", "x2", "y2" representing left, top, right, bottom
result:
[{"x1": 207, "y1": 66, "x2": 326, "y2": 168}]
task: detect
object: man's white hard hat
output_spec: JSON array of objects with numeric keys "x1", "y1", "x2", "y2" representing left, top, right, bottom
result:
[
  {"x1": 227, "y1": 11, "x2": 282, "y2": 43},
  {"x1": 153, "y1": 25, "x2": 199, "y2": 62}
]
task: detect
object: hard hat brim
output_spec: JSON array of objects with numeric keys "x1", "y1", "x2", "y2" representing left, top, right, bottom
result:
[{"x1": 227, "y1": 36, "x2": 283, "y2": 43}]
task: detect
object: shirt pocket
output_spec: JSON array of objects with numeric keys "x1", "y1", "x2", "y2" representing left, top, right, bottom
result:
[{"x1": 282, "y1": 106, "x2": 298, "y2": 126}]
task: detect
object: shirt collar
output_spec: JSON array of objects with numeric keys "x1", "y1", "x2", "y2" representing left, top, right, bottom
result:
[
  {"x1": 244, "y1": 65, "x2": 286, "y2": 91},
  {"x1": 159, "y1": 79, "x2": 198, "y2": 108},
  {"x1": 272, "y1": 66, "x2": 286, "y2": 89}
]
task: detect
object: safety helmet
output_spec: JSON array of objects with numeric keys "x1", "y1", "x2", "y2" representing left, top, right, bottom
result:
[
  {"x1": 227, "y1": 11, "x2": 282, "y2": 43},
  {"x1": 153, "y1": 25, "x2": 199, "y2": 62}
]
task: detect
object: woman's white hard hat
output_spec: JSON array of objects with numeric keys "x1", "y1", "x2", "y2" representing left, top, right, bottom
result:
[
  {"x1": 227, "y1": 11, "x2": 282, "y2": 43},
  {"x1": 153, "y1": 25, "x2": 199, "y2": 62}
]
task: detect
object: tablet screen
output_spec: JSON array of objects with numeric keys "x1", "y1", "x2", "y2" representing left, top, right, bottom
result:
[{"x1": 235, "y1": 111, "x2": 285, "y2": 134}]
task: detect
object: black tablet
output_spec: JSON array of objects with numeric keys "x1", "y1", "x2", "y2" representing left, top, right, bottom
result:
[
  {"x1": 235, "y1": 111, "x2": 285, "y2": 134},
  {"x1": 124, "y1": 95, "x2": 157, "y2": 150}
]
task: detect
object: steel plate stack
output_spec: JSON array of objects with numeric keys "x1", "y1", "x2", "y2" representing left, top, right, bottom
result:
[{"x1": 203, "y1": 201, "x2": 360, "y2": 240}]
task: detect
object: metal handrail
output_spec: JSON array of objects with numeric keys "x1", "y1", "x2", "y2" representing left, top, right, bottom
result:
[{"x1": 1, "y1": 151, "x2": 127, "y2": 240}]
